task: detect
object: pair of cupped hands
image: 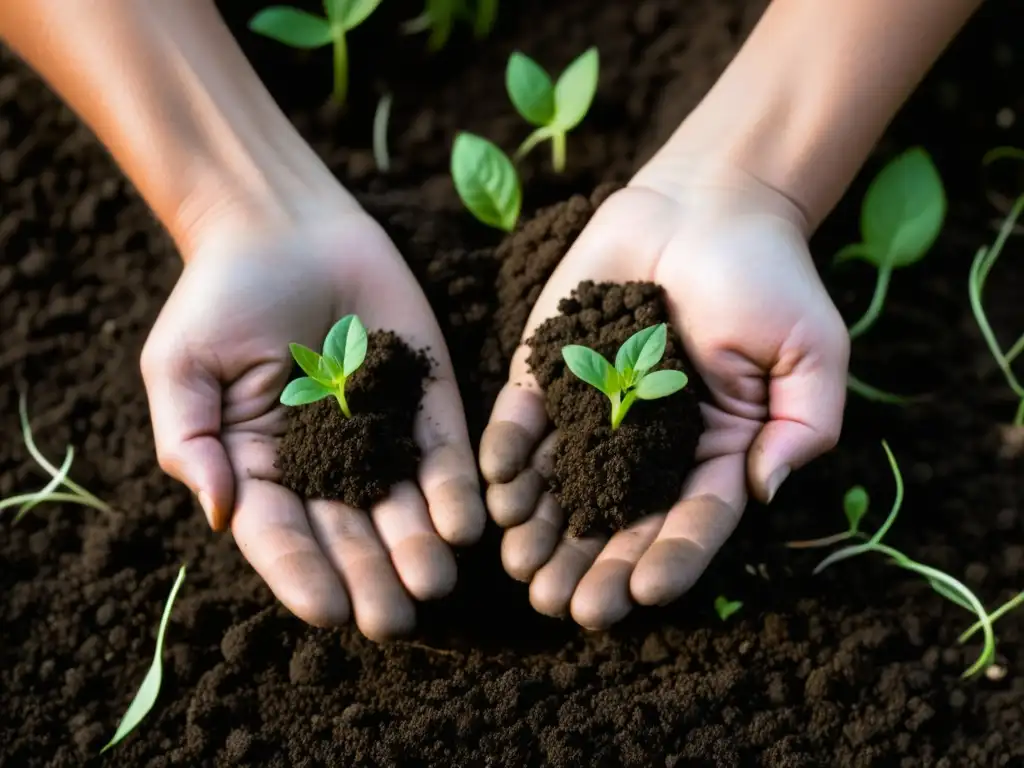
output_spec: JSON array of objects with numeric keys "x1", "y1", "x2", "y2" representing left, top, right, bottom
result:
[{"x1": 142, "y1": 159, "x2": 849, "y2": 641}]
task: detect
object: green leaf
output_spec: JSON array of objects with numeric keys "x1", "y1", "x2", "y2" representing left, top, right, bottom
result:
[
  {"x1": 714, "y1": 596, "x2": 743, "y2": 621},
  {"x1": 330, "y1": 0, "x2": 385, "y2": 30},
  {"x1": 552, "y1": 47, "x2": 599, "y2": 131},
  {"x1": 861, "y1": 147, "x2": 946, "y2": 268},
  {"x1": 323, "y1": 315, "x2": 367, "y2": 375},
  {"x1": 280, "y1": 377, "x2": 332, "y2": 406},
  {"x1": 451, "y1": 132, "x2": 522, "y2": 232},
  {"x1": 842, "y1": 485, "x2": 869, "y2": 533},
  {"x1": 562, "y1": 345, "x2": 619, "y2": 396},
  {"x1": 102, "y1": 565, "x2": 186, "y2": 753},
  {"x1": 506, "y1": 52, "x2": 555, "y2": 127},
  {"x1": 614, "y1": 325, "x2": 660, "y2": 376},
  {"x1": 633, "y1": 323, "x2": 667, "y2": 375},
  {"x1": 289, "y1": 343, "x2": 326, "y2": 381},
  {"x1": 318, "y1": 355, "x2": 343, "y2": 382},
  {"x1": 635, "y1": 369, "x2": 687, "y2": 400},
  {"x1": 249, "y1": 7, "x2": 333, "y2": 48}
]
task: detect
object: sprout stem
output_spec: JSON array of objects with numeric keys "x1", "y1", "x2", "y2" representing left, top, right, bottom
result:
[
  {"x1": 335, "y1": 387, "x2": 352, "y2": 419},
  {"x1": 551, "y1": 131, "x2": 566, "y2": 173},
  {"x1": 848, "y1": 263, "x2": 893, "y2": 340},
  {"x1": 785, "y1": 531, "x2": 856, "y2": 549},
  {"x1": 373, "y1": 92, "x2": 393, "y2": 173},
  {"x1": 846, "y1": 373, "x2": 915, "y2": 405},
  {"x1": 473, "y1": 0, "x2": 497, "y2": 37},
  {"x1": 959, "y1": 589, "x2": 1024, "y2": 643},
  {"x1": 514, "y1": 126, "x2": 551, "y2": 163},
  {"x1": 331, "y1": 29, "x2": 348, "y2": 106}
]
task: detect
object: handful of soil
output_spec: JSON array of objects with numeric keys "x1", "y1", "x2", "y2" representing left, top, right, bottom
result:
[
  {"x1": 526, "y1": 280, "x2": 704, "y2": 537},
  {"x1": 276, "y1": 330, "x2": 431, "y2": 510}
]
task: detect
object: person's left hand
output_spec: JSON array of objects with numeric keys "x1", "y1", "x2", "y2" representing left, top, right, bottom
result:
[{"x1": 478, "y1": 166, "x2": 849, "y2": 629}]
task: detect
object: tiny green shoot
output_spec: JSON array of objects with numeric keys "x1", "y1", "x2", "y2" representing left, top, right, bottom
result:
[
  {"x1": 402, "y1": 0, "x2": 498, "y2": 51},
  {"x1": 280, "y1": 315, "x2": 368, "y2": 417},
  {"x1": 714, "y1": 596, "x2": 743, "y2": 621},
  {"x1": 450, "y1": 132, "x2": 522, "y2": 232},
  {"x1": 249, "y1": 0, "x2": 384, "y2": 107},
  {"x1": 373, "y1": 91, "x2": 393, "y2": 173},
  {"x1": 506, "y1": 47, "x2": 599, "y2": 172},
  {"x1": 561, "y1": 324, "x2": 688, "y2": 430},
  {"x1": 836, "y1": 147, "x2": 946, "y2": 404},
  {"x1": 102, "y1": 564, "x2": 187, "y2": 753},
  {"x1": 983, "y1": 146, "x2": 1024, "y2": 166},
  {"x1": 785, "y1": 441, "x2": 1018, "y2": 679},
  {"x1": 969, "y1": 193, "x2": 1024, "y2": 425},
  {"x1": 0, "y1": 392, "x2": 110, "y2": 523}
]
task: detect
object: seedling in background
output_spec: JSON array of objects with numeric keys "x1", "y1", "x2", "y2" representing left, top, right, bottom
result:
[
  {"x1": 249, "y1": 0, "x2": 384, "y2": 107},
  {"x1": 402, "y1": 0, "x2": 498, "y2": 51},
  {"x1": 785, "y1": 441, "x2": 1023, "y2": 679},
  {"x1": 280, "y1": 314, "x2": 368, "y2": 417},
  {"x1": 714, "y1": 596, "x2": 743, "y2": 621},
  {"x1": 562, "y1": 323, "x2": 688, "y2": 430},
  {"x1": 0, "y1": 392, "x2": 110, "y2": 523},
  {"x1": 836, "y1": 147, "x2": 946, "y2": 404},
  {"x1": 373, "y1": 92, "x2": 393, "y2": 173},
  {"x1": 450, "y1": 132, "x2": 522, "y2": 231},
  {"x1": 506, "y1": 47, "x2": 599, "y2": 172},
  {"x1": 102, "y1": 565, "x2": 187, "y2": 753},
  {"x1": 969, "y1": 193, "x2": 1024, "y2": 424}
]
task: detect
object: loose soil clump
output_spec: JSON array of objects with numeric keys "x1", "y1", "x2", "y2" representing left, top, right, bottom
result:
[
  {"x1": 277, "y1": 330, "x2": 430, "y2": 509},
  {"x1": 526, "y1": 280, "x2": 703, "y2": 536}
]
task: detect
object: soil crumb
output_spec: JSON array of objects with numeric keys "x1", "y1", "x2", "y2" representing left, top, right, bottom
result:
[
  {"x1": 277, "y1": 330, "x2": 431, "y2": 509},
  {"x1": 526, "y1": 280, "x2": 704, "y2": 536}
]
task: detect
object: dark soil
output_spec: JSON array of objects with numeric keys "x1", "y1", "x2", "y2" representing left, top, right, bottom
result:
[
  {"x1": 277, "y1": 330, "x2": 431, "y2": 510},
  {"x1": 526, "y1": 280, "x2": 703, "y2": 537},
  {"x1": 2, "y1": 0, "x2": 1024, "y2": 766}
]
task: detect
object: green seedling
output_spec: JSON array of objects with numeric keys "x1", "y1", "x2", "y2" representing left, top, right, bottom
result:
[
  {"x1": 969, "y1": 193, "x2": 1024, "y2": 424},
  {"x1": 836, "y1": 147, "x2": 946, "y2": 404},
  {"x1": 450, "y1": 132, "x2": 522, "y2": 231},
  {"x1": 402, "y1": 0, "x2": 498, "y2": 51},
  {"x1": 280, "y1": 315, "x2": 368, "y2": 417},
  {"x1": 0, "y1": 392, "x2": 110, "y2": 523},
  {"x1": 102, "y1": 565, "x2": 186, "y2": 753},
  {"x1": 714, "y1": 596, "x2": 743, "y2": 621},
  {"x1": 249, "y1": 0, "x2": 384, "y2": 107},
  {"x1": 505, "y1": 47, "x2": 599, "y2": 172},
  {"x1": 785, "y1": 441, "x2": 1023, "y2": 679},
  {"x1": 373, "y1": 92, "x2": 393, "y2": 173},
  {"x1": 983, "y1": 146, "x2": 1024, "y2": 165},
  {"x1": 561, "y1": 323, "x2": 688, "y2": 430}
]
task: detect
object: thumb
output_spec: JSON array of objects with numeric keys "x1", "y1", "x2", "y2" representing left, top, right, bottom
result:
[
  {"x1": 747, "y1": 338, "x2": 849, "y2": 504},
  {"x1": 141, "y1": 344, "x2": 235, "y2": 530}
]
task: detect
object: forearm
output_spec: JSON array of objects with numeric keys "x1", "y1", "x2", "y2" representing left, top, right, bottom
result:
[
  {"x1": 0, "y1": 0, "x2": 353, "y2": 256},
  {"x1": 637, "y1": 0, "x2": 982, "y2": 231}
]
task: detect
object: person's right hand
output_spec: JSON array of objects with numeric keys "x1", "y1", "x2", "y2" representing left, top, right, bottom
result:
[
  {"x1": 479, "y1": 161, "x2": 849, "y2": 629},
  {"x1": 140, "y1": 210, "x2": 485, "y2": 640}
]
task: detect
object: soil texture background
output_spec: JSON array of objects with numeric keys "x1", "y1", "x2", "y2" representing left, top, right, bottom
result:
[{"x1": 2, "y1": 0, "x2": 1024, "y2": 766}]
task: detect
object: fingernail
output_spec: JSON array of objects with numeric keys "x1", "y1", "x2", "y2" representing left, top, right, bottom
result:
[
  {"x1": 766, "y1": 466, "x2": 790, "y2": 503},
  {"x1": 198, "y1": 491, "x2": 216, "y2": 528}
]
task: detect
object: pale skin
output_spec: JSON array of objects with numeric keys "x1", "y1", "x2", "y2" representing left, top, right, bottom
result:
[{"x1": 0, "y1": 0, "x2": 982, "y2": 636}]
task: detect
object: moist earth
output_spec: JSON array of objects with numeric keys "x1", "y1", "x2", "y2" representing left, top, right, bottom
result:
[
  {"x1": 526, "y1": 280, "x2": 703, "y2": 537},
  {"x1": 277, "y1": 330, "x2": 430, "y2": 510},
  {"x1": 1, "y1": 0, "x2": 1023, "y2": 766}
]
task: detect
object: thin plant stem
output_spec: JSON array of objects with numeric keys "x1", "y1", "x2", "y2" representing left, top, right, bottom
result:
[
  {"x1": 473, "y1": 0, "x2": 497, "y2": 37},
  {"x1": 514, "y1": 126, "x2": 551, "y2": 162},
  {"x1": 1004, "y1": 329, "x2": 1024, "y2": 365},
  {"x1": 846, "y1": 373, "x2": 915, "y2": 405},
  {"x1": 785, "y1": 531, "x2": 856, "y2": 549},
  {"x1": 551, "y1": 131, "x2": 567, "y2": 173},
  {"x1": 959, "y1": 590, "x2": 1024, "y2": 643},
  {"x1": 848, "y1": 263, "x2": 893, "y2": 340},
  {"x1": 373, "y1": 92, "x2": 393, "y2": 173},
  {"x1": 332, "y1": 31, "x2": 348, "y2": 106}
]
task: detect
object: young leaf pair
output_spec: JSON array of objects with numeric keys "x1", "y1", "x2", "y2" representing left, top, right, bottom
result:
[
  {"x1": 402, "y1": 0, "x2": 498, "y2": 52},
  {"x1": 837, "y1": 147, "x2": 946, "y2": 404},
  {"x1": 562, "y1": 323, "x2": 688, "y2": 430},
  {"x1": 450, "y1": 47, "x2": 599, "y2": 232},
  {"x1": 786, "y1": 441, "x2": 1023, "y2": 679},
  {"x1": 280, "y1": 315, "x2": 368, "y2": 417},
  {"x1": 249, "y1": 0, "x2": 383, "y2": 107}
]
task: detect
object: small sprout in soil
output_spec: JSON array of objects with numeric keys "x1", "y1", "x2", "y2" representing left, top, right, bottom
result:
[
  {"x1": 506, "y1": 47, "x2": 599, "y2": 173},
  {"x1": 280, "y1": 314, "x2": 368, "y2": 417},
  {"x1": 450, "y1": 132, "x2": 522, "y2": 232},
  {"x1": 714, "y1": 596, "x2": 743, "y2": 621},
  {"x1": 836, "y1": 147, "x2": 946, "y2": 404},
  {"x1": 561, "y1": 323, "x2": 688, "y2": 430},
  {"x1": 785, "y1": 440, "x2": 1021, "y2": 679},
  {"x1": 0, "y1": 392, "x2": 110, "y2": 523},
  {"x1": 969, "y1": 193, "x2": 1024, "y2": 424},
  {"x1": 249, "y1": 0, "x2": 384, "y2": 107},
  {"x1": 373, "y1": 91, "x2": 393, "y2": 173},
  {"x1": 102, "y1": 564, "x2": 186, "y2": 753},
  {"x1": 402, "y1": 0, "x2": 498, "y2": 51}
]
